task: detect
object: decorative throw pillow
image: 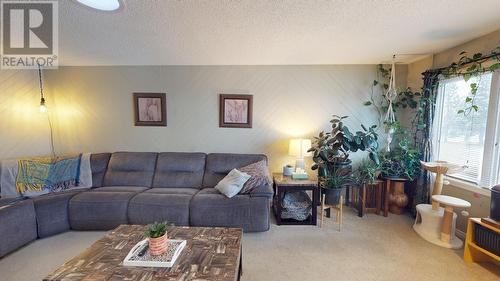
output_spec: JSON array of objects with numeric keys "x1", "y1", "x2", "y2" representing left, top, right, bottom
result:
[
  {"x1": 214, "y1": 169, "x2": 251, "y2": 198},
  {"x1": 238, "y1": 160, "x2": 272, "y2": 194}
]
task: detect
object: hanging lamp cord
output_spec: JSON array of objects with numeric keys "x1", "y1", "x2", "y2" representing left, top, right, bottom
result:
[
  {"x1": 38, "y1": 64, "x2": 56, "y2": 159},
  {"x1": 38, "y1": 65, "x2": 44, "y2": 100}
]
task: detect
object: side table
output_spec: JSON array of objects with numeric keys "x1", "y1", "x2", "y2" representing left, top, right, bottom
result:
[{"x1": 273, "y1": 173, "x2": 319, "y2": 226}]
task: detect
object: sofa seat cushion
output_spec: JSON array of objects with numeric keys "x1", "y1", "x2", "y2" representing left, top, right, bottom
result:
[
  {"x1": 128, "y1": 193, "x2": 192, "y2": 226},
  {"x1": 144, "y1": 187, "x2": 198, "y2": 195},
  {"x1": 0, "y1": 199, "x2": 37, "y2": 258},
  {"x1": 69, "y1": 191, "x2": 136, "y2": 230},
  {"x1": 33, "y1": 191, "x2": 80, "y2": 238},
  {"x1": 190, "y1": 188, "x2": 270, "y2": 232},
  {"x1": 91, "y1": 186, "x2": 149, "y2": 193}
]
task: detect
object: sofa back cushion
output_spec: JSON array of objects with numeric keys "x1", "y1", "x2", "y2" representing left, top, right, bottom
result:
[
  {"x1": 103, "y1": 152, "x2": 157, "y2": 187},
  {"x1": 153, "y1": 152, "x2": 206, "y2": 188},
  {"x1": 90, "y1": 153, "x2": 111, "y2": 188},
  {"x1": 203, "y1": 153, "x2": 267, "y2": 188}
]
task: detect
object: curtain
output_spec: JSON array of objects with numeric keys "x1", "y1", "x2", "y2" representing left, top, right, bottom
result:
[{"x1": 411, "y1": 69, "x2": 441, "y2": 214}]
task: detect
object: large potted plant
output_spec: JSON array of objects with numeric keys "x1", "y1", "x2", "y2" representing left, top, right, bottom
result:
[
  {"x1": 144, "y1": 221, "x2": 174, "y2": 256},
  {"x1": 309, "y1": 115, "x2": 380, "y2": 205},
  {"x1": 379, "y1": 128, "x2": 420, "y2": 181},
  {"x1": 308, "y1": 115, "x2": 380, "y2": 177}
]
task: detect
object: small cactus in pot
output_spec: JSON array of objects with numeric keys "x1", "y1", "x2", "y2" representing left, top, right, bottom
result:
[{"x1": 144, "y1": 222, "x2": 174, "y2": 256}]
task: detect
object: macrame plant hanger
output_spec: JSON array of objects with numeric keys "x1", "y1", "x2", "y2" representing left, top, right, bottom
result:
[{"x1": 384, "y1": 55, "x2": 398, "y2": 152}]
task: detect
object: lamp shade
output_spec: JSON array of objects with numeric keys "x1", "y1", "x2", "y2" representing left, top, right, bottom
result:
[{"x1": 288, "y1": 138, "x2": 312, "y2": 158}]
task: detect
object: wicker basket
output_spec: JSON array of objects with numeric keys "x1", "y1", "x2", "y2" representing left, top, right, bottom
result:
[{"x1": 474, "y1": 224, "x2": 500, "y2": 256}]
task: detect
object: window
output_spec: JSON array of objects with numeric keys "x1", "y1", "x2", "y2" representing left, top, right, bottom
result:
[{"x1": 434, "y1": 71, "x2": 500, "y2": 187}]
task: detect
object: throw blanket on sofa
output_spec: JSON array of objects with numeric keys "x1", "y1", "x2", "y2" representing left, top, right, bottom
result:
[
  {"x1": 16, "y1": 154, "x2": 82, "y2": 195},
  {"x1": 0, "y1": 153, "x2": 92, "y2": 198}
]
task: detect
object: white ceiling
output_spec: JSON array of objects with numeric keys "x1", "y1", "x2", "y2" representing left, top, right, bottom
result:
[{"x1": 59, "y1": 0, "x2": 500, "y2": 65}]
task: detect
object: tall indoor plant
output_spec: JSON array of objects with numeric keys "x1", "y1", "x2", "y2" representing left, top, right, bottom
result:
[{"x1": 309, "y1": 115, "x2": 380, "y2": 205}]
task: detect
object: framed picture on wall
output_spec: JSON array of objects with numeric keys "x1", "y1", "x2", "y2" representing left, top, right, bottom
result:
[
  {"x1": 133, "y1": 93, "x2": 167, "y2": 126},
  {"x1": 219, "y1": 94, "x2": 253, "y2": 128}
]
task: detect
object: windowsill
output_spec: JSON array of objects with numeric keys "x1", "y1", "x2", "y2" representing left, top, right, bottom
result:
[{"x1": 444, "y1": 176, "x2": 492, "y2": 197}]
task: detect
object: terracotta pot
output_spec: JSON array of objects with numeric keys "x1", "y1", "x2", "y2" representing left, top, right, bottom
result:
[{"x1": 148, "y1": 232, "x2": 168, "y2": 256}]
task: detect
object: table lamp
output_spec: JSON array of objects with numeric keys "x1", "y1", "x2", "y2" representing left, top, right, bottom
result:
[{"x1": 288, "y1": 138, "x2": 311, "y2": 171}]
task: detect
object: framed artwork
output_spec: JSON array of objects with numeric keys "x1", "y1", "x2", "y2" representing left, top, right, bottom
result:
[
  {"x1": 219, "y1": 94, "x2": 253, "y2": 128},
  {"x1": 133, "y1": 93, "x2": 167, "y2": 126}
]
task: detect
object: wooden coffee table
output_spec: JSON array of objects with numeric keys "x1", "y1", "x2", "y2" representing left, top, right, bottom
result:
[{"x1": 44, "y1": 225, "x2": 243, "y2": 281}]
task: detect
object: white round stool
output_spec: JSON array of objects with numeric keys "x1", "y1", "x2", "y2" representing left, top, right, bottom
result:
[{"x1": 413, "y1": 195, "x2": 470, "y2": 248}]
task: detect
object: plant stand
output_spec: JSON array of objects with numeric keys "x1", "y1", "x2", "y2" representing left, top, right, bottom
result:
[
  {"x1": 352, "y1": 181, "x2": 384, "y2": 217},
  {"x1": 320, "y1": 194, "x2": 343, "y2": 231},
  {"x1": 383, "y1": 177, "x2": 408, "y2": 215}
]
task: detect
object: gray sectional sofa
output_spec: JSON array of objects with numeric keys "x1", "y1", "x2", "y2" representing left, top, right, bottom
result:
[{"x1": 0, "y1": 152, "x2": 273, "y2": 258}]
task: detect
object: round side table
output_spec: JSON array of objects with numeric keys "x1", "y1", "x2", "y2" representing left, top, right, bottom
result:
[{"x1": 432, "y1": 195, "x2": 471, "y2": 248}]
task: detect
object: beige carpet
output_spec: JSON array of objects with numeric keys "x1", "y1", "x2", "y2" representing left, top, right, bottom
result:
[{"x1": 0, "y1": 210, "x2": 498, "y2": 281}]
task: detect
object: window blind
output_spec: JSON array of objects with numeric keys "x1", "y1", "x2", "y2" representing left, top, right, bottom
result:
[{"x1": 435, "y1": 73, "x2": 493, "y2": 184}]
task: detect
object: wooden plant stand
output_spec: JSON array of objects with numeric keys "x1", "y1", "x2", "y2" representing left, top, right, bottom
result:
[
  {"x1": 351, "y1": 181, "x2": 384, "y2": 217},
  {"x1": 320, "y1": 194, "x2": 343, "y2": 231}
]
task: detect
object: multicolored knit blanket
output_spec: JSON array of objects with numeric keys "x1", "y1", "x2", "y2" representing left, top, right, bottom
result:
[{"x1": 16, "y1": 154, "x2": 82, "y2": 195}]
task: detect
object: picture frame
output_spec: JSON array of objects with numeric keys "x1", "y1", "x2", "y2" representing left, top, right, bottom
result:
[
  {"x1": 219, "y1": 94, "x2": 253, "y2": 128},
  {"x1": 133, "y1": 93, "x2": 167, "y2": 126}
]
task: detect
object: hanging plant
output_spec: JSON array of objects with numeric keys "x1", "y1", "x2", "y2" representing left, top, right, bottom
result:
[
  {"x1": 441, "y1": 47, "x2": 500, "y2": 115},
  {"x1": 363, "y1": 64, "x2": 423, "y2": 131}
]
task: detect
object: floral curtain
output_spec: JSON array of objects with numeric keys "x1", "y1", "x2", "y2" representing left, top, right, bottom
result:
[{"x1": 411, "y1": 69, "x2": 441, "y2": 214}]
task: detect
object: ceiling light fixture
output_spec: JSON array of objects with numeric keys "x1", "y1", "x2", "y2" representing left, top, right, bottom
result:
[{"x1": 76, "y1": 0, "x2": 121, "y2": 11}]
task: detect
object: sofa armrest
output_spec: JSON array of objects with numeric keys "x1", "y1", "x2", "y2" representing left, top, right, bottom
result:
[{"x1": 249, "y1": 184, "x2": 274, "y2": 198}]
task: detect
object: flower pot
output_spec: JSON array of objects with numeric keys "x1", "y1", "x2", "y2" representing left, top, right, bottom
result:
[
  {"x1": 322, "y1": 187, "x2": 344, "y2": 205},
  {"x1": 148, "y1": 232, "x2": 168, "y2": 256},
  {"x1": 319, "y1": 160, "x2": 352, "y2": 178},
  {"x1": 333, "y1": 160, "x2": 352, "y2": 173}
]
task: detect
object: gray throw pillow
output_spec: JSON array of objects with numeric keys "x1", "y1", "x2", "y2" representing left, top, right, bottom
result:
[
  {"x1": 214, "y1": 169, "x2": 251, "y2": 198},
  {"x1": 239, "y1": 160, "x2": 272, "y2": 194}
]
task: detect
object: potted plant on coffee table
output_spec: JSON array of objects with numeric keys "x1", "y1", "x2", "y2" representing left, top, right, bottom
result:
[{"x1": 144, "y1": 221, "x2": 174, "y2": 256}]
